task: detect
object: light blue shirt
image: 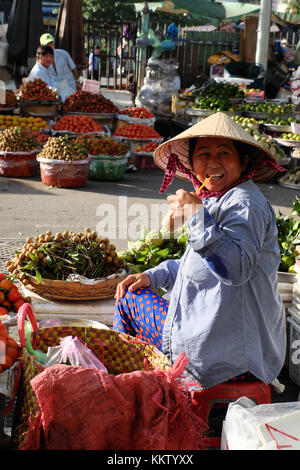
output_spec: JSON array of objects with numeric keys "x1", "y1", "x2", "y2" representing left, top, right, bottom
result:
[
  {"x1": 48, "y1": 49, "x2": 76, "y2": 94},
  {"x1": 145, "y1": 180, "x2": 286, "y2": 389},
  {"x1": 28, "y1": 62, "x2": 57, "y2": 88}
]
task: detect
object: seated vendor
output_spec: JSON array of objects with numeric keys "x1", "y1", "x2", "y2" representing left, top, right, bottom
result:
[{"x1": 113, "y1": 112, "x2": 286, "y2": 390}]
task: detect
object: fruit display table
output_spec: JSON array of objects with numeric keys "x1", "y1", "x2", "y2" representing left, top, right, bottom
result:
[
  {"x1": 115, "y1": 107, "x2": 156, "y2": 130},
  {"x1": 18, "y1": 79, "x2": 61, "y2": 120},
  {"x1": 19, "y1": 100, "x2": 61, "y2": 120},
  {"x1": 61, "y1": 91, "x2": 119, "y2": 131},
  {"x1": 62, "y1": 111, "x2": 116, "y2": 132}
]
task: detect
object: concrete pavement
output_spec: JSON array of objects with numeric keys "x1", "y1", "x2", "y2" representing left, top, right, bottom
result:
[{"x1": 0, "y1": 168, "x2": 298, "y2": 251}]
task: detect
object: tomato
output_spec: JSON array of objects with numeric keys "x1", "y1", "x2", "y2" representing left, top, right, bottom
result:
[
  {"x1": 7, "y1": 287, "x2": 21, "y2": 303},
  {"x1": 0, "y1": 324, "x2": 8, "y2": 339}
]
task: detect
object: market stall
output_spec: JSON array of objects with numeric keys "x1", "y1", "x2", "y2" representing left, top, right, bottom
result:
[
  {"x1": 0, "y1": 80, "x2": 165, "y2": 183},
  {"x1": 169, "y1": 78, "x2": 300, "y2": 187},
  {"x1": 0, "y1": 75, "x2": 300, "y2": 451}
]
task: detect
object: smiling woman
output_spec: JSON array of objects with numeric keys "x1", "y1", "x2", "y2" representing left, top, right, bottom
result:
[
  {"x1": 190, "y1": 138, "x2": 247, "y2": 193},
  {"x1": 113, "y1": 112, "x2": 288, "y2": 391}
]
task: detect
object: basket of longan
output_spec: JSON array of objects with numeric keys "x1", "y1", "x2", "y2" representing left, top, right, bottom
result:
[
  {"x1": 7, "y1": 229, "x2": 130, "y2": 301},
  {"x1": 37, "y1": 136, "x2": 91, "y2": 188},
  {"x1": 0, "y1": 127, "x2": 41, "y2": 177}
]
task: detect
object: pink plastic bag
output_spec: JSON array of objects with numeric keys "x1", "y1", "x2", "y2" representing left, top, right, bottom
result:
[{"x1": 44, "y1": 335, "x2": 107, "y2": 372}]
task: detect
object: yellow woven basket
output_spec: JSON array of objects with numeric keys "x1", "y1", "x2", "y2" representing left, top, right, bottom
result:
[
  {"x1": 12, "y1": 304, "x2": 171, "y2": 448},
  {"x1": 20, "y1": 267, "x2": 130, "y2": 301}
]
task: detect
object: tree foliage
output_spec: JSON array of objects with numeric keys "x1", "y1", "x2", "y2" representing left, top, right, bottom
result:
[
  {"x1": 81, "y1": 0, "x2": 138, "y2": 21},
  {"x1": 287, "y1": 0, "x2": 300, "y2": 14}
]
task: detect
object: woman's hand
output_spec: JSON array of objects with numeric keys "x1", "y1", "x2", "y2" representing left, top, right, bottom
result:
[
  {"x1": 115, "y1": 272, "x2": 151, "y2": 302},
  {"x1": 167, "y1": 189, "x2": 203, "y2": 221}
]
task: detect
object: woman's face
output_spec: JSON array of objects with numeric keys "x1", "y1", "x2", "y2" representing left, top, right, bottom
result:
[{"x1": 192, "y1": 137, "x2": 247, "y2": 192}]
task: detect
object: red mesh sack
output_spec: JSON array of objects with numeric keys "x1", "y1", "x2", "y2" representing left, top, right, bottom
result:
[{"x1": 21, "y1": 354, "x2": 208, "y2": 450}]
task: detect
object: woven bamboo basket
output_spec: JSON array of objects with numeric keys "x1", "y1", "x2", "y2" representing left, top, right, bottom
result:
[{"x1": 20, "y1": 267, "x2": 130, "y2": 301}]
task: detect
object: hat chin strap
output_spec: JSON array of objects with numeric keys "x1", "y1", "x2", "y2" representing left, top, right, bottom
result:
[{"x1": 159, "y1": 153, "x2": 200, "y2": 194}]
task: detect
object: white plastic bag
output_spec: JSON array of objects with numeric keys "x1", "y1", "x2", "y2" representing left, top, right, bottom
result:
[
  {"x1": 221, "y1": 397, "x2": 300, "y2": 450},
  {"x1": 136, "y1": 57, "x2": 180, "y2": 117},
  {"x1": 53, "y1": 78, "x2": 76, "y2": 103},
  {"x1": 45, "y1": 335, "x2": 108, "y2": 371},
  {"x1": 0, "y1": 361, "x2": 20, "y2": 399}
]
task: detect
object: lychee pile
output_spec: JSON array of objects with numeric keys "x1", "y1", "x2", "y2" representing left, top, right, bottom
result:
[{"x1": 0, "y1": 273, "x2": 30, "y2": 316}]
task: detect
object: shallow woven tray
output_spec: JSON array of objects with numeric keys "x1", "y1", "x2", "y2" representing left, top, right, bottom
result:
[
  {"x1": 278, "y1": 176, "x2": 300, "y2": 190},
  {"x1": 21, "y1": 267, "x2": 130, "y2": 301},
  {"x1": 244, "y1": 111, "x2": 293, "y2": 120},
  {"x1": 274, "y1": 138, "x2": 300, "y2": 148}
]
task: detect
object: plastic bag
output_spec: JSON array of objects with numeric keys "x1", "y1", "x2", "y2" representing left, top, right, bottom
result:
[
  {"x1": 221, "y1": 397, "x2": 300, "y2": 450},
  {"x1": 0, "y1": 361, "x2": 20, "y2": 399},
  {"x1": 136, "y1": 58, "x2": 180, "y2": 117},
  {"x1": 53, "y1": 78, "x2": 76, "y2": 103},
  {"x1": 45, "y1": 335, "x2": 108, "y2": 372}
]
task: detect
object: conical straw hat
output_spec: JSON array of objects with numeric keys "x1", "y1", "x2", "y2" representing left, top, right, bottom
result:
[{"x1": 154, "y1": 112, "x2": 279, "y2": 183}]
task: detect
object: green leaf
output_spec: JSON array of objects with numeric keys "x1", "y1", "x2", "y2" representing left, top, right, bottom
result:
[
  {"x1": 293, "y1": 220, "x2": 300, "y2": 231},
  {"x1": 21, "y1": 262, "x2": 36, "y2": 271},
  {"x1": 139, "y1": 226, "x2": 148, "y2": 242},
  {"x1": 157, "y1": 248, "x2": 170, "y2": 257},
  {"x1": 35, "y1": 269, "x2": 42, "y2": 284},
  {"x1": 177, "y1": 234, "x2": 188, "y2": 244}
]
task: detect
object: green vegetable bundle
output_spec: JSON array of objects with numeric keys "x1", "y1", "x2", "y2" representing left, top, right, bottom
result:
[
  {"x1": 117, "y1": 227, "x2": 188, "y2": 272},
  {"x1": 276, "y1": 197, "x2": 300, "y2": 273}
]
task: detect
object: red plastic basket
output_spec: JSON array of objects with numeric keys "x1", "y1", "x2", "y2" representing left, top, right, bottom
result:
[
  {"x1": 133, "y1": 152, "x2": 158, "y2": 169},
  {"x1": 0, "y1": 151, "x2": 38, "y2": 178},
  {"x1": 38, "y1": 157, "x2": 91, "y2": 188}
]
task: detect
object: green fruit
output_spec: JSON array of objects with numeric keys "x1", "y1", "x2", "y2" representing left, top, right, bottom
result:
[{"x1": 280, "y1": 255, "x2": 295, "y2": 271}]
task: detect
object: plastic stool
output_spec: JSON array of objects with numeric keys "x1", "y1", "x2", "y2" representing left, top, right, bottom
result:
[
  {"x1": 190, "y1": 380, "x2": 271, "y2": 449},
  {"x1": 134, "y1": 155, "x2": 157, "y2": 169}
]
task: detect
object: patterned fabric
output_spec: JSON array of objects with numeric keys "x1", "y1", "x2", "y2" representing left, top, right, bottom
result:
[
  {"x1": 159, "y1": 152, "x2": 286, "y2": 199},
  {"x1": 114, "y1": 288, "x2": 169, "y2": 350}
]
